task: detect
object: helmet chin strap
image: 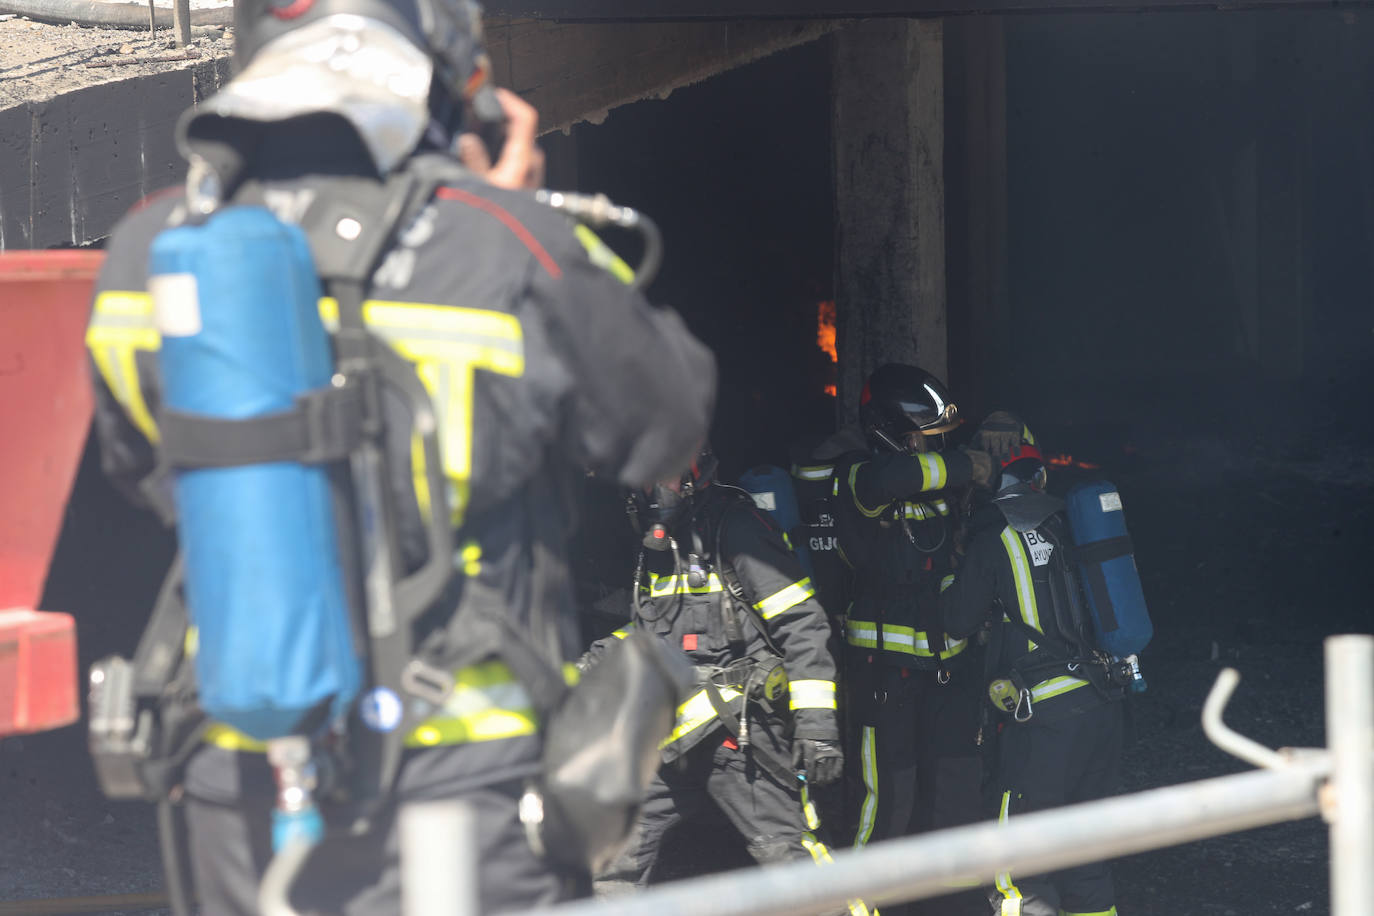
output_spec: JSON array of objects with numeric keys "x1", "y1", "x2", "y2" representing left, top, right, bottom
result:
[{"x1": 872, "y1": 427, "x2": 907, "y2": 454}]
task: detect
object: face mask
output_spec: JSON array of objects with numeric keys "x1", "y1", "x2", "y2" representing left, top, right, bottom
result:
[{"x1": 629, "y1": 484, "x2": 686, "y2": 550}]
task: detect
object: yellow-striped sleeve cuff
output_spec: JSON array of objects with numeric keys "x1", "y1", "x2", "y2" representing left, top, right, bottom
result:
[
  {"x1": 789, "y1": 679, "x2": 837, "y2": 710},
  {"x1": 755, "y1": 577, "x2": 816, "y2": 620},
  {"x1": 940, "y1": 574, "x2": 955, "y2": 593}
]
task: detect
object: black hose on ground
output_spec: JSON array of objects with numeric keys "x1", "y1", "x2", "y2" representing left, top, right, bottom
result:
[{"x1": 0, "y1": 0, "x2": 231, "y2": 30}]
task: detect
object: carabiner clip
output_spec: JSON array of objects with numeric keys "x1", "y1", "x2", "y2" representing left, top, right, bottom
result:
[
  {"x1": 1014, "y1": 688, "x2": 1034, "y2": 723},
  {"x1": 937, "y1": 668, "x2": 952, "y2": 686}
]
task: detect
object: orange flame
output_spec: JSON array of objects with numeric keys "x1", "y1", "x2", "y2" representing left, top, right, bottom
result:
[
  {"x1": 1047, "y1": 453, "x2": 1101, "y2": 471},
  {"x1": 817, "y1": 300, "x2": 837, "y2": 363},
  {"x1": 824, "y1": 384, "x2": 837, "y2": 397}
]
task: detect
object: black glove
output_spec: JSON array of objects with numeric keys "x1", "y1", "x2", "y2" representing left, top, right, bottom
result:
[
  {"x1": 792, "y1": 738, "x2": 844, "y2": 787},
  {"x1": 975, "y1": 410, "x2": 1026, "y2": 464}
]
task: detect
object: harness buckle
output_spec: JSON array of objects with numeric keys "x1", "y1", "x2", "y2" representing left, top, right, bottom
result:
[{"x1": 400, "y1": 658, "x2": 453, "y2": 707}]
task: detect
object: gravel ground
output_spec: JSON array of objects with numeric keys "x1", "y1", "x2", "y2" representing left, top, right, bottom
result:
[
  {"x1": 2, "y1": 366, "x2": 1368, "y2": 913},
  {"x1": 0, "y1": 17, "x2": 232, "y2": 110}
]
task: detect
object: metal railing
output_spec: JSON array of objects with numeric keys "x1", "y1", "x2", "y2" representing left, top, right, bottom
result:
[{"x1": 384, "y1": 634, "x2": 1371, "y2": 916}]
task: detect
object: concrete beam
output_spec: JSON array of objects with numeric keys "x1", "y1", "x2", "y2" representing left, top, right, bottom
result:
[
  {"x1": 486, "y1": 17, "x2": 842, "y2": 134},
  {"x1": 832, "y1": 18, "x2": 948, "y2": 419},
  {"x1": 0, "y1": 57, "x2": 231, "y2": 251}
]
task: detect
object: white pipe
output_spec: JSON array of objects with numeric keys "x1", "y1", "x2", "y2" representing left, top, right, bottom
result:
[
  {"x1": 526, "y1": 762, "x2": 1327, "y2": 916},
  {"x1": 400, "y1": 800, "x2": 480, "y2": 916},
  {"x1": 1325, "y1": 635, "x2": 1374, "y2": 916}
]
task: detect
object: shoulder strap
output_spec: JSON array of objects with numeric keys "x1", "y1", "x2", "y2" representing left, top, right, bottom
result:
[{"x1": 712, "y1": 494, "x2": 785, "y2": 660}]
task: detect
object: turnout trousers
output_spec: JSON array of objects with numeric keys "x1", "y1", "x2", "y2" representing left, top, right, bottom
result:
[
  {"x1": 180, "y1": 738, "x2": 588, "y2": 915},
  {"x1": 989, "y1": 699, "x2": 1124, "y2": 916},
  {"x1": 596, "y1": 732, "x2": 867, "y2": 916},
  {"x1": 848, "y1": 661, "x2": 986, "y2": 916}
]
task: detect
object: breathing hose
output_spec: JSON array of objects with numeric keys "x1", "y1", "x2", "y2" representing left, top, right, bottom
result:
[
  {"x1": 0, "y1": 0, "x2": 231, "y2": 29},
  {"x1": 533, "y1": 190, "x2": 663, "y2": 292}
]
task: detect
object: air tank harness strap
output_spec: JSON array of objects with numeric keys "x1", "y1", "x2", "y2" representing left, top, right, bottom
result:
[
  {"x1": 703, "y1": 672, "x2": 802, "y2": 791},
  {"x1": 156, "y1": 386, "x2": 366, "y2": 469}
]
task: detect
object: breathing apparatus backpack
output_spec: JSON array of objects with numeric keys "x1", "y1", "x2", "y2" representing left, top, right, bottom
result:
[
  {"x1": 87, "y1": 165, "x2": 694, "y2": 907},
  {"x1": 89, "y1": 171, "x2": 458, "y2": 848},
  {"x1": 737, "y1": 464, "x2": 813, "y2": 577},
  {"x1": 990, "y1": 481, "x2": 1151, "y2": 720}
]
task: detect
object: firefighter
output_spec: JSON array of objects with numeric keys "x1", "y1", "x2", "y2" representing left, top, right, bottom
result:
[
  {"x1": 833, "y1": 362, "x2": 999, "y2": 916},
  {"x1": 940, "y1": 423, "x2": 1125, "y2": 916},
  {"x1": 586, "y1": 447, "x2": 867, "y2": 916},
  {"x1": 84, "y1": 0, "x2": 715, "y2": 911}
]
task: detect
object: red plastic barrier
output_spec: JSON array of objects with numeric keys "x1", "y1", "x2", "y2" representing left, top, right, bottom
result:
[
  {"x1": 0, "y1": 609, "x2": 78, "y2": 736},
  {"x1": 0, "y1": 249, "x2": 105, "y2": 735}
]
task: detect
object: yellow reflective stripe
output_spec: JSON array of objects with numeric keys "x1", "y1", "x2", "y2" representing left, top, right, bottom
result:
[
  {"x1": 803, "y1": 833, "x2": 870, "y2": 915},
  {"x1": 573, "y1": 224, "x2": 635, "y2": 285},
  {"x1": 1030, "y1": 675, "x2": 1091, "y2": 702},
  {"x1": 854, "y1": 726, "x2": 878, "y2": 847},
  {"x1": 918, "y1": 453, "x2": 947, "y2": 490},
  {"x1": 800, "y1": 783, "x2": 821, "y2": 831},
  {"x1": 755, "y1": 577, "x2": 815, "y2": 620},
  {"x1": 788, "y1": 679, "x2": 837, "y2": 710},
  {"x1": 996, "y1": 790, "x2": 1023, "y2": 911},
  {"x1": 405, "y1": 660, "x2": 536, "y2": 747},
  {"x1": 203, "y1": 723, "x2": 269, "y2": 752},
  {"x1": 1059, "y1": 909, "x2": 1118, "y2": 916},
  {"x1": 1001, "y1": 527, "x2": 1041, "y2": 653},
  {"x1": 87, "y1": 291, "x2": 162, "y2": 443},
  {"x1": 647, "y1": 572, "x2": 724, "y2": 596},
  {"x1": 848, "y1": 464, "x2": 888, "y2": 518},
  {"x1": 611, "y1": 624, "x2": 634, "y2": 640},
  {"x1": 940, "y1": 574, "x2": 955, "y2": 594},
  {"x1": 662, "y1": 686, "x2": 740, "y2": 746},
  {"x1": 360, "y1": 301, "x2": 524, "y2": 528},
  {"x1": 458, "y1": 540, "x2": 482, "y2": 577},
  {"x1": 844, "y1": 620, "x2": 968, "y2": 659},
  {"x1": 791, "y1": 464, "x2": 833, "y2": 481},
  {"x1": 901, "y1": 499, "x2": 951, "y2": 521}
]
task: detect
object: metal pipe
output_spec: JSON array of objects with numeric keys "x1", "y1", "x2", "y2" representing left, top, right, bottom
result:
[
  {"x1": 1202, "y1": 667, "x2": 1288, "y2": 769},
  {"x1": 171, "y1": 0, "x2": 190, "y2": 47},
  {"x1": 1325, "y1": 635, "x2": 1374, "y2": 916},
  {"x1": 400, "y1": 800, "x2": 481, "y2": 916},
  {"x1": 0, "y1": 0, "x2": 231, "y2": 29},
  {"x1": 528, "y1": 762, "x2": 1327, "y2": 916}
]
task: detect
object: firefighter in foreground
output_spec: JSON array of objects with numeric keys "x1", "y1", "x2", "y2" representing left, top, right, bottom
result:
[
  {"x1": 940, "y1": 422, "x2": 1125, "y2": 916},
  {"x1": 832, "y1": 363, "x2": 1002, "y2": 916},
  {"x1": 84, "y1": 0, "x2": 715, "y2": 911},
  {"x1": 584, "y1": 448, "x2": 867, "y2": 916}
]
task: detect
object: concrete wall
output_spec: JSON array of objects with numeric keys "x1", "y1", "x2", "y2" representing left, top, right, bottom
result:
[{"x1": 0, "y1": 57, "x2": 231, "y2": 251}]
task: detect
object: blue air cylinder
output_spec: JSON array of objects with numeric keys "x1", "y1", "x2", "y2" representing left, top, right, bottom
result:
[
  {"x1": 738, "y1": 465, "x2": 812, "y2": 577},
  {"x1": 150, "y1": 206, "x2": 361, "y2": 741},
  {"x1": 1065, "y1": 480, "x2": 1153, "y2": 659}
]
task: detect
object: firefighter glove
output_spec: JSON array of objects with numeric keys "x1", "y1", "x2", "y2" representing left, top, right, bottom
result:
[
  {"x1": 975, "y1": 410, "x2": 1026, "y2": 464},
  {"x1": 792, "y1": 738, "x2": 844, "y2": 787},
  {"x1": 964, "y1": 447, "x2": 997, "y2": 491}
]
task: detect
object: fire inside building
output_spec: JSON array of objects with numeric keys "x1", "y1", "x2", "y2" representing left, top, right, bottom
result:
[{"x1": 1, "y1": 0, "x2": 1372, "y2": 912}]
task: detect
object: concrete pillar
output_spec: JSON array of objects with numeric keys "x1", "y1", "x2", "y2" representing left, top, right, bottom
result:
[
  {"x1": 944, "y1": 15, "x2": 1007, "y2": 416},
  {"x1": 832, "y1": 18, "x2": 946, "y2": 423}
]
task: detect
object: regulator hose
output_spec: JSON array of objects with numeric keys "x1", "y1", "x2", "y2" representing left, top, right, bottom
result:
[
  {"x1": 0, "y1": 0, "x2": 232, "y2": 30},
  {"x1": 534, "y1": 190, "x2": 663, "y2": 293}
]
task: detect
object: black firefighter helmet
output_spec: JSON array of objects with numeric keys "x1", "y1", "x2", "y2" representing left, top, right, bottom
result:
[{"x1": 859, "y1": 363, "x2": 961, "y2": 454}]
